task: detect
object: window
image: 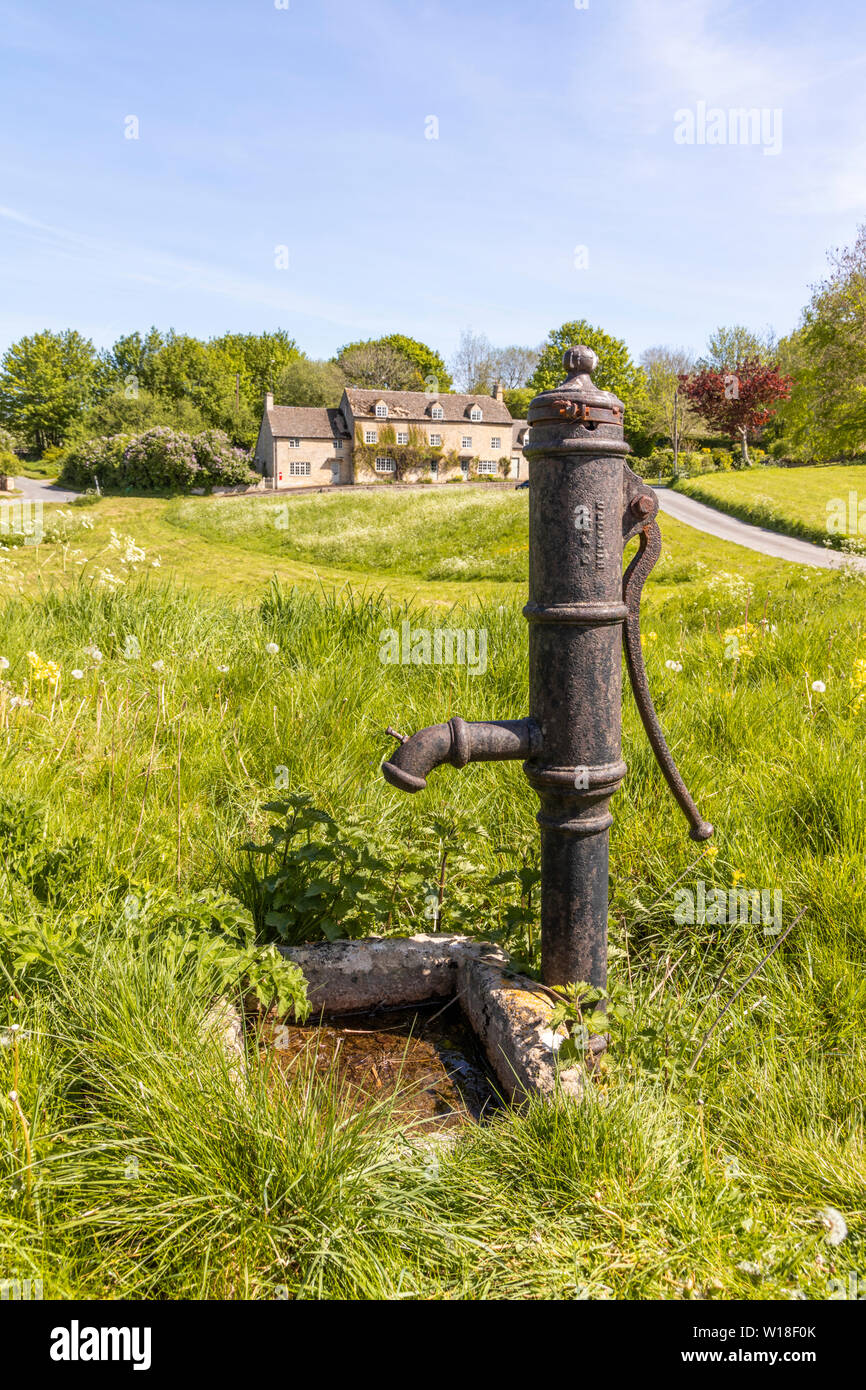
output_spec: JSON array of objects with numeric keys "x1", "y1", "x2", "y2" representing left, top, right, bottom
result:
[
  {"x1": 396, "y1": 431, "x2": 409, "y2": 445},
  {"x1": 429, "y1": 433, "x2": 441, "y2": 446},
  {"x1": 375, "y1": 456, "x2": 396, "y2": 473},
  {"x1": 289, "y1": 460, "x2": 311, "y2": 477},
  {"x1": 470, "y1": 407, "x2": 482, "y2": 421},
  {"x1": 334, "y1": 438, "x2": 343, "y2": 450},
  {"x1": 364, "y1": 429, "x2": 377, "y2": 444},
  {"x1": 431, "y1": 405, "x2": 444, "y2": 420},
  {"x1": 490, "y1": 436, "x2": 501, "y2": 449},
  {"x1": 287, "y1": 437, "x2": 300, "y2": 448},
  {"x1": 462, "y1": 436, "x2": 472, "y2": 449},
  {"x1": 460, "y1": 460, "x2": 469, "y2": 474},
  {"x1": 478, "y1": 460, "x2": 497, "y2": 474},
  {"x1": 375, "y1": 403, "x2": 388, "y2": 418}
]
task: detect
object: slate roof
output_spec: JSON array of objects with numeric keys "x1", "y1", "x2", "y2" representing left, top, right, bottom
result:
[
  {"x1": 342, "y1": 388, "x2": 514, "y2": 425},
  {"x1": 267, "y1": 406, "x2": 348, "y2": 439}
]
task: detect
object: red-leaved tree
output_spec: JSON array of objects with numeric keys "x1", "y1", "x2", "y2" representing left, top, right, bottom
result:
[{"x1": 678, "y1": 357, "x2": 792, "y2": 465}]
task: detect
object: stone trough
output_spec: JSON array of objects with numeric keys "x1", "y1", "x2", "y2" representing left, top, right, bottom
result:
[{"x1": 277, "y1": 935, "x2": 599, "y2": 1103}]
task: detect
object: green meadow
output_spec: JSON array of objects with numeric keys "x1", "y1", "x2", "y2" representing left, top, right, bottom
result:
[
  {"x1": 676, "y1": 464, "x2": 866, "y2": 552},
  {"x1": 0, "y1": 487, "x2": 863, "y2": 1299}
]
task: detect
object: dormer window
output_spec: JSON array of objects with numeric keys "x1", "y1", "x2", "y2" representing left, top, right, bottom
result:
[
  {"x1": 430, "y1": 404, "x2": 444, "y2": 420},
  {"x1": 469, "y1": 406, "x2": 482, "y2": 421},
  {"x1": 374, "y1": 401, "x2": 388, "y2": 418}
]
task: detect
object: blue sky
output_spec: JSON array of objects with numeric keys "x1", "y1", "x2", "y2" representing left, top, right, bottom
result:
[{"x1": 2, "y1": 0, "x2": 865, "y2": 366}]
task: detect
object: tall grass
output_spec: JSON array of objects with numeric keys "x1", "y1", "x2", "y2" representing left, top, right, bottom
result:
[{"x1": 1, "y1": 517, "x2": 864, "y2": 1298}]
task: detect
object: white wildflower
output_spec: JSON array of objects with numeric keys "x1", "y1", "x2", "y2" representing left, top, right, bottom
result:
[
  {"x1": 820, "y1": 1207, "x2": 847, "y2": 1246},
  {"x1": 0, "y1": 656, "x2": 9, "y2": 671},
  {"x1": 71, "y1": 669, "x2": 84, "y2": 680},
  {"x1": 265, "y1": 642, "x2": 279, "y2": 655},
  {"x1": 539, "y1": 1029, "x2": 564, "y2": 1053},
  {"x1": 665, "y1": 659, "x2": 683, "y2": 672},
  {"x1": 84, "y1": 644, "x2": 103, "y2": 664},
  {"x1": 216, "y1": 664, "x2": 229, "y2": 674},
  {"x1": 152, "y1": 659, "x2": 165, "y2": 673},
  {"x1": 811, "y1": 680, "x2": 826, "y2": 693}
]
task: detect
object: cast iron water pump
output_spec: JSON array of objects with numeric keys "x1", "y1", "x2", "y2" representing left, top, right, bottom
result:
[{"x1": 383, "y1": 346, "x2": 712, "y2": 990}]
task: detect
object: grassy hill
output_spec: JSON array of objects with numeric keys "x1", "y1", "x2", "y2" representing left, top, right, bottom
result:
[
  {"x1": 0, "y1": 488, "x2": 863, "y2": 1298},
  {"x1": 675, "y1": 464, "x2": 866, "y2": 552}
]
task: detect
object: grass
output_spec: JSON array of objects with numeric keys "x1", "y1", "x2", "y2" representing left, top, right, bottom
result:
[
  {"x1": 675, "y1": 463, "x2": 866, "y2": 552},
  {"x1": 1, "y1": 486, "x2": 864, "y2": 1299},
  {"x1": 8, "y1": 486, "x2": 797, "y2": 604}
]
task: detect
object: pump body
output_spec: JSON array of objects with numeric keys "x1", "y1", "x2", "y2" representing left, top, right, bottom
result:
[{"x1": 383, "y1": 347, "x2": 711, "y2": 990}]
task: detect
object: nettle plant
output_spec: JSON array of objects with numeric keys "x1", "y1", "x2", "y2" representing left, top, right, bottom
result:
[{"x1": 234, "y1": 793, "x2": 528, "y2": 951}]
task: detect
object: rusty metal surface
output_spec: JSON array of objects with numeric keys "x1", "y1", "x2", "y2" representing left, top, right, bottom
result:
[
  {"x1": 622, "y1": 520, "x2": 713, "y2": 841},
  {"x1": 382, "y1": 717, "x2": 539, "y2": 793},
  {"x1": 382, "y1": 345, "x2": 712, "y2": 991}
]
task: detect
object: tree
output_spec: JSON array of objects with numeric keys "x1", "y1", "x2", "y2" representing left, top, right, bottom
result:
[
  {"x1": 775, "y1": 223, "x2": 866, "y2": 460},
  {"x1": 450, "y1": 330, "x2": 497, "y2": 394},
  {"x1": 490, "y1": 344, "x2": 539, "y2": 389},
  {"x1": 503, "y1": 387, "x2": 534, "y2": 419},
  {"x1": 640, "y1": 346, "x2": 701, "y2": 472},
  {"x1": 678, "y1": 359, "x2": 792, "y2": 465},
  {"x1": 698, "y1": 324, "x2": 777, "y2": 372},
  {"x1": 209, "y1": 330, "x2": 300, "y2": 404},
  {"x1": 334, "y1": 339, "x2": 423, "y2": 391},
  {"x1": 529, "y1": 319, "x2": 651, "y2": 447},
  {"x1": 100, "y1": 327, "x2": 166, "y2": 394},
  {"x1": 0, "y1": 330, "x2": 101, "y2": 450},
  {"x1": 274, "y1": 357, "x2": 344, "y2": 408},
  {"x1": 450, "y1": 331, "x2": 539, "y2": 395},
  {"x1": 373, "y1": 335, "x2": 452, "y2": 393}
]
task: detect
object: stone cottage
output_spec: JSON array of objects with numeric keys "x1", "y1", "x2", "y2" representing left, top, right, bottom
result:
[{"x1": 254, "y1": 384, "x2": 528, "y2": 489}]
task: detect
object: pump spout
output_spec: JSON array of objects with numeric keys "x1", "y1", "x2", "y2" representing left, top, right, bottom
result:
[{"x1": 382, "y1": 716, "x2": 539, "y2": 794}]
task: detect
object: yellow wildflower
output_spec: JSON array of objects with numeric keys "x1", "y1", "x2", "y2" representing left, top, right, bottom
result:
[{"x1": 26, "y1": 651, "x2": 60, "y2": 683}]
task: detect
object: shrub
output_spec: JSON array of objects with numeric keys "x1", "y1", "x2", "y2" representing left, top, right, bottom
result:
[
  {"x1": 122, "y1": 428, "x2": 201, "y2": 491},
  {"x1": 0, "y1": 446, "x2": 18, "y2": 476},
  {"x1": 59, "y1": 434, "x2": 130, "y2": 488},
  {"x1": 192, "y1": 430, "x2": 258, "y2": 487}
]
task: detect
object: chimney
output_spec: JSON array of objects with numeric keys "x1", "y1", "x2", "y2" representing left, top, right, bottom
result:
[
  {"x1": 265, "y1": 391, "x2": 274, "y2": 411},
  {"x1": 493, "y1": 380, "x2": 504, "y2": 402}
]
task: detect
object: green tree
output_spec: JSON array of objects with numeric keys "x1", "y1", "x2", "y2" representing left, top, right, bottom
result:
[
  {"x1": 639, "y1": 345, "x2": 701, "y2": 467},
  {"x1": 503, "y1": 387, "x2": 533, "y2": 419},
  {"x1": 0, "y1": 329, "x2": 101, "y2": 450},
  {"x1": 100, "y1": 327, "x2": 166, "y2": 394},
  {"x1": 209, "y1": 330, "x2": 300, "y2": 405},
  {"x1": 274, "y1": 357, "x2": 344, "y2": 408},
  {"x1": 529, "y1": 319, "x2": 651, "y2": 446},
  {"x1": 697, "y1": 324, "x2": 777, "y2": 372},
  {"x1": 774, "y1": 223, "x2": 866, "y2": 460},
  {"x1": 66, "y1": 388, "x2": 207, "y2": 445},
  {"x1": 334, "y1": 335, "x2": 451, "y2": 392},
  {"x1": 375, "y1": 335, "x2": 453, "y2": 392}
]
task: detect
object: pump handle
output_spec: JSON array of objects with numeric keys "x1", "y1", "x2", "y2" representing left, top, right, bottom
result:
[{"x1": 622, "y1": 512, "x2": 713, "y2": 841}]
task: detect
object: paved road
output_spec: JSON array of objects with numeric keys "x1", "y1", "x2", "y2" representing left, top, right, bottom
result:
[
  {"x1": 656, "y1": 487, "x2": 866, "y2": 571},
  {"x1": 10, "y1": 476, "x2": 82, "y2": 503}
]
